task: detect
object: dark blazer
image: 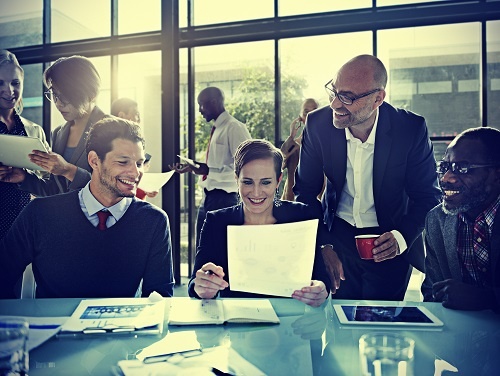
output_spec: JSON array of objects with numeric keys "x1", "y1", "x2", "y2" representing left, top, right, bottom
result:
[
  {"x1": 188, "y1": 201, "x2": 331, "y2": 298},
  {"x1": 422, "y1": 204, "x2": 500, "y2": 311},
  {"x1": 294, "y1": 103, "x2": 441, "y2": 271},
  {"x1": 19, "y1": 107, "x2": 107, "y2": 196}
]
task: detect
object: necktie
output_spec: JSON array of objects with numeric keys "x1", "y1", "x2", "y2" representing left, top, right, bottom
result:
[
  {"x1": 97, "y1": 210, "x2": 111, "y2": 231},
  {"x1": 202, "y1": 126, "x2": 216, "y2": 181}
]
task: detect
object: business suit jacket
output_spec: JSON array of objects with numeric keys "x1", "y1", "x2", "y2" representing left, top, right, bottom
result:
[
  {"x1": 188, "y1": 201, "x2": 331, "y2": 298},
  {"x1": 19, "y1": 107, "x2": 107, "y2": 196},
  {"x1": 422, "y1": 204, "x2": 500, "y2": 310},
  {"x1": 294, "y1": 102, "x2": 441, "y2": 272}
]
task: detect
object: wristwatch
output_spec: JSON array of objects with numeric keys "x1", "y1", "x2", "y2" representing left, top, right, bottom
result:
[{"x1": 320, "y1": 244, "x2": 333, "y2": 251}]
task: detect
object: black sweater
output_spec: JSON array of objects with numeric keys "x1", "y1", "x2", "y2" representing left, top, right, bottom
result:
[{"x1": 0, "y1": 191, "x2": 174, "y2": 298}]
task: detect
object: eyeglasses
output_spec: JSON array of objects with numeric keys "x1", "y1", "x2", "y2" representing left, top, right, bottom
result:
[
  {"x1": 436, "y1": 161, "x2": 498, "y2": 176},
  {"x1": 44, "y1": 89, "x2": 69, "y2": 106},
  {"x1": 324, "y1": 79, "x2": 381, "y2": 105}
]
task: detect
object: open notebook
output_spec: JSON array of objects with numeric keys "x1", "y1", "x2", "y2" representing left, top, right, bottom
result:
[{"x1": 168, "y1": 298, "x2": 280, "y2": 325}]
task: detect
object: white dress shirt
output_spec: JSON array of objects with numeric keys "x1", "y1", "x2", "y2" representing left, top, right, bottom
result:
[
  {"x1": 200, "y1": 111, "x2": 251, "y2": 193},
  {"x1": 79, "y1": 182, "x2": 133, "y2": 228},
  {"x1": 336, "y1": 110, "x2": 407, "y2": 253}
]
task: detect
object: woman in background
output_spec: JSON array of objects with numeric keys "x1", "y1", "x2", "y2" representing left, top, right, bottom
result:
[
  {"x1": 280, "y1": 98, "x2": 319, "y2": 201},
  {"x1": 189, "y1": 139, "x2": 330, "y2": 307},
  {"x1": 0, "y1": 55, "x2": 107, "y2": 196},
  {"x1": 0, "y1": 50, "x2": 50, "y2": 239}
]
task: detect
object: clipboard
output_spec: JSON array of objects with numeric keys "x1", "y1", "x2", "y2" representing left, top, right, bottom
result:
[{"x1": 0, "y1": 134, "x2": 48, "y2": 171}]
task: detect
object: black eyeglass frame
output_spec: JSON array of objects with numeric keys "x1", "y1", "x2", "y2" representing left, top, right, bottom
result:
[
  {"x1": 324, "y1": 79, "x2": 381, "y2": 105},
  {"x1": 44, "y1": 89, "x2": 70, "y2": 107},
  {"x1": 436, "y1": 161, "x2": 498, "y2": 176}
]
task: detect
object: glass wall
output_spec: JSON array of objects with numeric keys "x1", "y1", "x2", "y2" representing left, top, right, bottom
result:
[
  {"x1": 192, "y1": 0, "x2": 273, "y2": 25},
  {"x1": 117, "y1": 0, "x2": 161, "y2": 35},
  {"x1": 0, "y1": 1, "x2": 43, "y2": 48},
  {"x1": 487, "y1": 20, "x2": 500, "y2": 130},
  {"x1": 378, "y1": 23, "x2": 481, "y2": 160},
  {"x1": 116, "y1": 51, "x2": 162, "y2": 207},
  {"x1": 51, "y1": 0, "x2": 110, "y2": 42},
  {"x1": 20, "y1": 63, "x2": 43, "y2": 127},
  {"x1": 3, "y1": 0, "x2": 498, "y2": 280},
  {"x1": 279, "y1": 32, "x2": 372, "y2": 140}
]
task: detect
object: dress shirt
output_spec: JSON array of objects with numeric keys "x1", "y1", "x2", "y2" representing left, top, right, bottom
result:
[
  {"x1": 79, "y1": 182, "x2": 132, "y2": 228},
  {"x1": 336, "y1": 110, "x2": 407, "y2": 253},
  {"x1": 200, "y1": 111, "x2": 251, "y2": 193}
]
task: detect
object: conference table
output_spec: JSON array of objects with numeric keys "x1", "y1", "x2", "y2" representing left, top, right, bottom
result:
[{"x1": 0, "y1": 297, "x2": 499, "y2": 375}]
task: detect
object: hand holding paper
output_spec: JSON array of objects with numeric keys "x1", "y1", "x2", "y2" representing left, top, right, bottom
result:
[
  {"x1": 227, "y1": 219, "x2": 319, "y2": 297},
  {"x1": 138, "y1": 171, "x2": 175, "y2": 193}
]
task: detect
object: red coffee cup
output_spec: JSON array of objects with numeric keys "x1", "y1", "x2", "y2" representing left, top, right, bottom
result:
[{"x1": 355, "y1": 235, "x2": 379, "y2": 260}]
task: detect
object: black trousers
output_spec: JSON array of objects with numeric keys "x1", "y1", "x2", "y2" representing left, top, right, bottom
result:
[
  {"x1": 195, "y1": 188, "x2": 238, "y2": 250},
  {"x1": 329, "y1": 217, "x2": 412, "y2": 301}
]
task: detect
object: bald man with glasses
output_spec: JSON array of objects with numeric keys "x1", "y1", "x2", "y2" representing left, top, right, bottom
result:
[{"x1": 294, "y1": 54, "x2": 441, "y2": 301}]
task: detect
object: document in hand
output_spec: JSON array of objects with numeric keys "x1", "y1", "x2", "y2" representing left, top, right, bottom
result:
[
  {"x1": 60, "y1": 298, "x2": 166, "y2": 335},
  {"x1": 227, "y1": 219, "x2": 319, "y2": 297},
  {"x1": 168, "y1": 298, "x2": 280, "y2": 326},
  {"x1": 137, "y1": 171, "x2": 175, "y2": 193}
]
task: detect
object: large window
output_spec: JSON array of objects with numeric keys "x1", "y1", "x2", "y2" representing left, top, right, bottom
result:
[
  {"x1": 4, "y1": 0, "x2": 498, "y2": 281},
  {"x1": 378, "y1": 23, "x2": 481, "y2": 159},
  {"x1": 487, "y1": 20, "x2": 500, "y2": 130},
  {"x1": 0, "y1": 1, "x2": 43, "y2": 48},
  {"x1": 51, "y1": 0, "x2": 110, "y2": 42},
  {"x1": 279, "y1": 32, "x2": 372, "y2": 140}
]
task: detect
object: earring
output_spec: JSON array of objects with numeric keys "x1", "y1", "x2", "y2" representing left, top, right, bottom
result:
[{"x1": 274, "y1": 189, "x2": 282, "y2": 207}]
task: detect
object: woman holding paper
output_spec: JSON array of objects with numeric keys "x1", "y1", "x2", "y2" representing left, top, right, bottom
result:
[
  {"x1": 0, "y1": 50, "x2": 50, "y2": 240},
  {"x1": 188, "y1": 139, "x2": 330, "y2": 307},
  {"x1": 0, "y1": 55, "x2": 108, "y2": 196}
]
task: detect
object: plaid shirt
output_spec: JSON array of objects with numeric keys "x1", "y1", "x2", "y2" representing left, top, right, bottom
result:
[{"x1": 457, "y1": 195, "x2": 500, "y2": 287}]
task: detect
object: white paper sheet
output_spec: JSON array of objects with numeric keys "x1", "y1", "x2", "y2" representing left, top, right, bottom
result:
[
  {"x1": 137, "y1": 171, "x2": 175, "y2": 193},
  {"x1": 118, "y1": 346, "x2": 266, "y2": 376},
  {"x1": 136, "y1": 331, "x2": 201, "y2": 362},
  {"x1": 227, "y1": 219, "x2": 318, "y2": 297}
]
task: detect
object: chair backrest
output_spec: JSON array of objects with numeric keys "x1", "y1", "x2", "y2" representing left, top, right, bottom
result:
[{"x1": 21, "y1": 263, "x2": 36, "y2": 299}]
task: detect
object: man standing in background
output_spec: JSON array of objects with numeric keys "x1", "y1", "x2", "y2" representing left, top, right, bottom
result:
[{"x1": 170, "y1": 87, "x2": 251, "y2": 248}]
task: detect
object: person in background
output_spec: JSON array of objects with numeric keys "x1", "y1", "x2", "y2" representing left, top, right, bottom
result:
[
  {"x1": 111, "y1": 97, "x2": 140, "y2": 123},
  {"x1": 0, "y1": 50, "x2": 50, "y2": 240},
  {"x1": 188, "y1": 139, "x2": 330, "y2": 307},
  {"x1": 0, "y1": 117, "x2": 174, "y2": 299},
  {"x1": 111, "y1": 97, "x2": 157, "y2": 200},
  {"x1": 0, "y1": 55, "x2": 107, "y2": 196},
  {"x1": 294, "y1": 54, "x2": 441, "y2": 301},
  {"x1": 422, "y1": 127, "x2": 500, "y2": 311},
  {"x1": 281, "y1": 98, "x2": 320, "y2": 201},
  {"x1": 170, "y1": 86, "x2": 251, "y2": 248}
]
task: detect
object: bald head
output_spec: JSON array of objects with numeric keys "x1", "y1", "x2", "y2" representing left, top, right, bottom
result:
[
  {"x1": 197, "y1": 86, "x2": 225, "y2": 122},
  {"x1": 340, "y1": 55, "x2": 388, "y2": 89}
]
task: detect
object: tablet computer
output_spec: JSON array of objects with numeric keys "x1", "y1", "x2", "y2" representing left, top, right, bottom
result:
[
  {"x1": 0, "y1": 134, "x2": 48, "y2": 171},
  {"x1": 333, "y1": 304, "x2": 443, "y2": 327}
]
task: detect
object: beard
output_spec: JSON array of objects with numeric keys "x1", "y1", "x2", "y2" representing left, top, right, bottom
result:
[
  {"x1": 99, "y1": 170, "x2": 135, "y2": 199},
  {"x1": 441, "y1": 189, "x2": 490, "y2": 216}
]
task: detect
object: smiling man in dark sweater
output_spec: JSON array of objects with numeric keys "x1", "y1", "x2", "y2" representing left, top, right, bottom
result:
[{"x1": 0, "y1": 117, "x2": 174, "y2": 299}]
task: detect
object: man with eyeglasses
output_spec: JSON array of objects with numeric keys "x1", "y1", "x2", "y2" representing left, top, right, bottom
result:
[
  {"x1": 294, "y1": 54, "x2": 440, "y2": 301},
  {"x1": 422, "y1": 127, "x2": 500, "y2": 311}
]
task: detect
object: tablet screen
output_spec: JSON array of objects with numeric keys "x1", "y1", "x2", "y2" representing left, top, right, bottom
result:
[
  {"x1": 345, "y1": 305, "x2": 431, "y2": 323},
  {"x1": 333, "y1": 304, "x2": 443, "y2": 327}
]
